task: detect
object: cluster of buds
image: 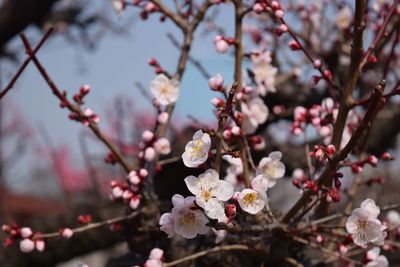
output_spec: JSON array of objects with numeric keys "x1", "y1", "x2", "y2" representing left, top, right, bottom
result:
[
  {"x1": 110, "y1": 180, "x2": 141, "y2": 209},
  {"x1": 68, "y1": 109, "x2": 100, "y2": 126},
  {"x1": 2, "y1": 225, "x2": 45, "y2": 253},
  {"x1": 291, "y1": 169, "x2": 318, "y2": 193},
  {"x1": 348, "y1": 155, "x2": 379, "y2": 174},
  {"x1": 248, "y1": 135, "x2": 266, "y2": 150},
  {"x1": 327, "y1": 187, "x2": 341, "y2": 202},
  {"x1": 72, "y1": 85, "x2": 90, "y2": 105},
  {"x1": 208, "y1": 73, "x2": 224, "y2": 92},
  {"x1": 148, "y1": 58, "x2": 167, "y2": 76},
  {"x1": 310, "y1": 144, "x2": 336, "y2": 162},
  {"x1": 104, "y1": 152, "x2": 117, "y2": 165},
  {"x1": 214, "y1": 35, "x2": 235, "y2": 54},
  {"x1": 365, "y1": 176, "x2": 385, "y2": 186},
  {"x1": 137, "y1": 130, "x2": 171, "y2": 162},
  {"x1": 222, "y1": 126, "x2": 243, "y2": 141},
  {"x1": 292, "y1": 99, "x2": 337, "y2": 136},
  {"x1": 138, "y1": 1, "x2": 159, "y2": 20}
]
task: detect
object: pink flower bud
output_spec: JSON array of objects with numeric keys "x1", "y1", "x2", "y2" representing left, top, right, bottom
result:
[
  {"x1": 271, "y1": 1, "x2": 281, "y2": 10},
  {"x1": 368, "y1": 155, "x2": 378, "y2": 166},
  {"x1": 157, "y1": 112, "x2": 169, "y2": 124},
  {"x1": 288, "y1": 40, "x2": 301, "y2": 51},
  {"x1": 35, "y1": 239, "x2": 45, "y2": 252},
  {"x1": 142, "y1": 130, "x2": 154, "y2": 142},
  {"x1": 339, "y1": 244, "x2": 348, "y2": 254},
  {"x1": 122, "y1": 190, "x2": 133, "y2": 200},
  {"x1": 139, "y1": 168, "x2": 148, "y2": 177},
  {"x1": 351, "y1": 164, "x2": 362, "y2": 174},
  {"x1": 279, "y1": 24, "x2": 288, "y2": 32},
  {"x1": 253, "y1": 3, "x2": 264, "y2": 14},
  {"x1": 91, "y1": 114, "x2": 100, "y2": 124},
  {"x1": 231, "y1": 126, "x2": 241, "y2": 136},
  {"x1": 61, "y1": 228, "x2": 74, "y2": 239},
  {"x1": 112, "y1": 186, "x2": 123, "y2": 198},
  {"x1": 144, "y1": 147, "x2": 156, "y2": 161},
  {"x1": 326, "y1": 144, "x2": 336, "y2": 154},
  {"x1": 211, "y1": 97, "x2": 225, "y2": 107},
  {"x1": 209, "y1": 74, "x2": 224, "y2": 91},
  {"x1": 129, "y1": 172, "x2": 141, "y2": 185},
  {"x1": 148, "y1": 58, "x2": 158, "y2": 66},
  {"x1": 225, "y1": 204, "x2": 237, "y2": 217},
  {"x1": 20, "y1": 239, "x2": 35, "y2": 253},
  {"x1": 149, "y1": 248, "x2": 164, "y2": 260},
  {"x1": 223, "y1": 129, "x2": 232, "y2": 140},
  {"x1": 80, "y1": 85, "x2": 90, "y2": 95},
  {"x1": 20, "y1": 227, "x2": 33, "y2": 238},
  {"x1": 215, "y1": 39, "x2": 229, "y2": 53},
  {"x1": 144, "y1": 2, "x2": 157, "y2": 12},
  {"x1": 274, "y1": 10, "x2": 284, "y2": 18},
  {"x1": 130, "y1": 196, "x2": 140, "y2": 209},
  {"x1": 313, "y1": 59, "x2": 322, "y2": 68},
  {"x1": 83, "y1": 108, "x2": 94, "y2": 117}
]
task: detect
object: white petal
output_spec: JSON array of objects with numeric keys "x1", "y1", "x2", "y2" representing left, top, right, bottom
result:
[
  {"x1": 269, "y1": 151, "x2": 282, "y2": 161},
  {"x1": 171, "y1": 194, "x2": 185, "y2": 207},
  {"x1": 361, "y1": 199, "x2": 380, "y2": 218},
  {"x1": 215, "y1": 180, "x2": 234, "y2": 201},
  {"x1": 184, "y1": 176, "x2": 199, "y2": 195}
]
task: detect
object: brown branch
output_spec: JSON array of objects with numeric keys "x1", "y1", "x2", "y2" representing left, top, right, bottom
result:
[
  {"x1": 19, "y1": 33, "x2": 133, "y2": 174},
  {"x1": 150, "y1": 0, "x2": 187, "y2": 30},
  {"x1": 0, "y1": 27, "x2": 53, "y2": 100},
  {"x1": 163, "y1": 244, "x2": 251, "y2": 267},
  {"x1": 281, "y1": 80, "x2": 386, "y2": 223},
  {"x1": 36, "y1": 211, "x2": 139, "y2": 239},
  {"x1": 215, "y1": 83, "x2": 238, "y2": 173}
]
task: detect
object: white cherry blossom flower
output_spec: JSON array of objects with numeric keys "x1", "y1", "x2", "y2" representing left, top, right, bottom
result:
[
  {"x1": 251, "y1": 51, "x2": 278, "y2": 95},
  {"x1": 256, "y1": 151, "x2": 286, "y2": 188},
  {"x1": 223, "y1": 155, "x2": 243, "y2": 185},
  {"x1": 160, "y1": 194, "x2": 209, "y2": 239},
  {"x1": 150, "y1": 74, "x2": 180, "y2": 105},
  {"x1": 365, "y1": 247, "x2": 389, "y2": 267},
  {"x1": 185, "y1": 169, "x2": 233, "y2": 220},
  {"x1": 237, "y1": 188, "x2": 265, "y2": 214},
  {"x1": 182, "y1": 130, "x2": 211, "y2": 168},
  {"x1": 346, "y1": 199, "x2": 387, "y2": 247},
  {"x1": 241, "y1": 97, "x2": 269, "y2": 134}
]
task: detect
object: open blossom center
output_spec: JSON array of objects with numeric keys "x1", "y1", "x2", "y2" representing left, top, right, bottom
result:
[
  {"x1": 190, "y1": 140, "x2": 204, "y2": 158},
  {"x1": 201, "y1": 190, "x2": 212, "y2": 201},
  {"x1": 180, "y1": 212, "x2": 196, "y2": 225},
  {"x1": 243, "y1": 192, "x2": 258, "y2": 205}
]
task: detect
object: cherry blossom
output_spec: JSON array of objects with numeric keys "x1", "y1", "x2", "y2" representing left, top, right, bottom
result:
[
  {"x1": 241, "y1": 97, "x2": 269, "y2": 134},
  {"x1": 237, "y1": 188, "x2": 265, "y2": 215},
  {"x1": 256, "y1": 151, "x2": 286, "y2": 188},
  {"x1": 251, "y1": 50, "x2": 278, "y2": 95},
  {"x1": 182, "y1": 130, "x2": 211, "y2": 168},
  {"x1": 223, "y1": 155, "x2": 243, "y2": 185},
  {"x1": 150, "y1": 74, "x2": 180, "y2": 105},
  {"x1": 159, "y1": 194, "x2": 209, "y2": 239},
  {"x1": 346, "y1": 199, "x2": 387, "y2": 247},
  {"x1": 185, "y1": 169, "x2": 233, "y2": 220},
  {"x1": 209, "y1": 73, "x2": 224, "y2": 91}
]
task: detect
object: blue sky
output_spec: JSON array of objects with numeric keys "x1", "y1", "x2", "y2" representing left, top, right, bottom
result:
[{"x1": 1, "y1": 3, "x2": 237, "y2": 193}]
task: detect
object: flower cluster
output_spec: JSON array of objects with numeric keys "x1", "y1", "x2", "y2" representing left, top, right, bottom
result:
[{"x1": 2, "y1": 225, "x2": 45, "y2": 253}]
